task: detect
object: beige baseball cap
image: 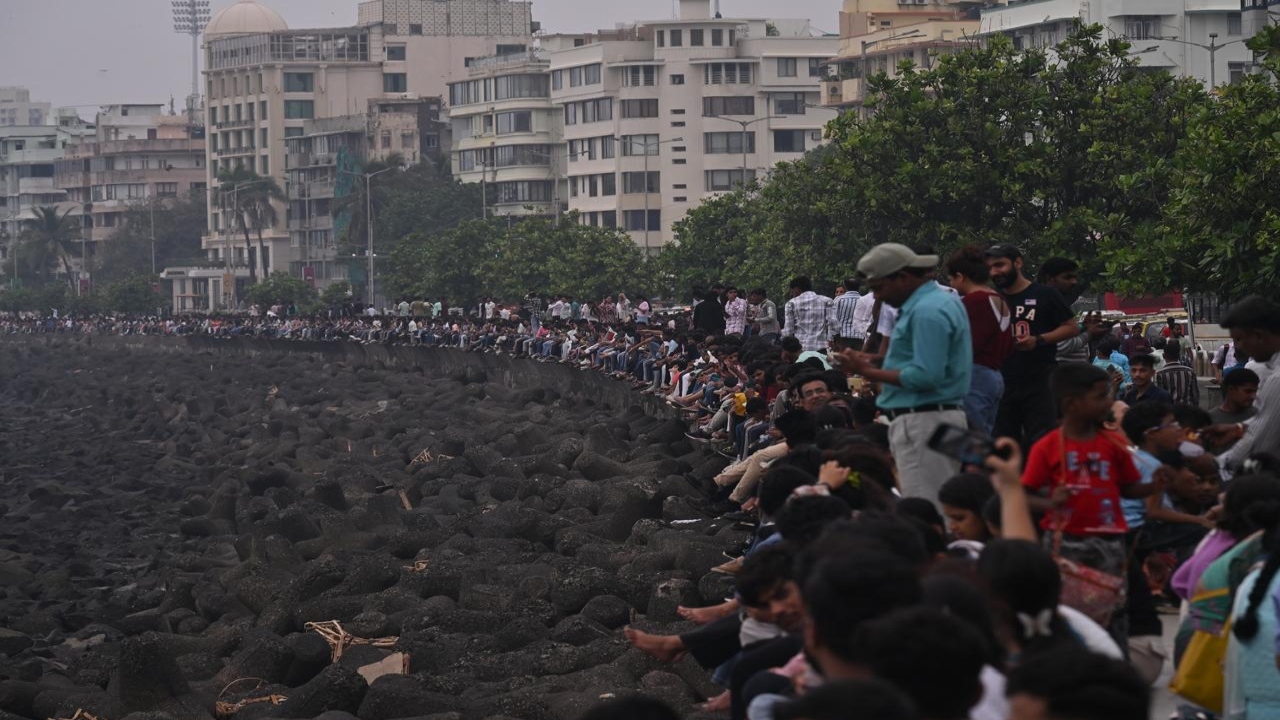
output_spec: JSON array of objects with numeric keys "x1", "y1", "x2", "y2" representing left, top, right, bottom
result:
[{"x1": 857, "y1": 243, "x2": 939, "y2": 280}]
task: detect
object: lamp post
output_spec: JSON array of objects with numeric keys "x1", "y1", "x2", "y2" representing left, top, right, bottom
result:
[
  {"x1": 339, "y1": 166, "x2": 396, "y2": 308},
  {"x1": 172, "y1": 1, "x2": 211, "y2": 125},
  {"x1": 709, "y1": 116, "x2": 779, "y2": 192},
  {"x1": 858, "y1": 30, "x2": 924, "y2": 104},
  {"x1": 624, "y1": 135, "x2": 683, "y2": 257},
  {"x1": 1156, "y1": 33, "x2": 1246, "y2": 87},
  {"x1": 80, "y1": 202, "x2": 93, "y2": 296}
]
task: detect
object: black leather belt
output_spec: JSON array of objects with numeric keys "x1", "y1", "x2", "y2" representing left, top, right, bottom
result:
[{"x1": 883, "y1": 404, "x2": 962, "y2": 420}]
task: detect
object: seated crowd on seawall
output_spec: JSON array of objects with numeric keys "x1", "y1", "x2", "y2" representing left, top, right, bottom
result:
[{"x1": 6, "y1": 242, "x2": 1280, "y2": 720}]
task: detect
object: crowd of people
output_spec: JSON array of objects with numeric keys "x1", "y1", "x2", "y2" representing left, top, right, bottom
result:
[{"x1": 4, "y1": 243, "x2": 1280, "y2": 720}]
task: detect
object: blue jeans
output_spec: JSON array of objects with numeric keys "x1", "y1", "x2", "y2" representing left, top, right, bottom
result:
[{"x1": 965, "y1": 364, "x2": 1004, "y2": 437}]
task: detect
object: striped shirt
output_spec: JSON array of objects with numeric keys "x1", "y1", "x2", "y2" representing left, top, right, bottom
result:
[
  {"x1": 834, "y1": 291, "x2": 863, "y2": 339},
  {"x1": 1155, "y1": 362, "x2": 1200, "y2": 407}
]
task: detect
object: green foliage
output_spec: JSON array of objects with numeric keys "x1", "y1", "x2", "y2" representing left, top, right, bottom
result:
[
  {"x1": 243, "y1": 271, "x2": 319, "y2": 310},
  {"x1": 382, "y1": 215, "x2": 653, "y2": 305},
  {"x1": 102, "y1": 274, "x2": 163, "y2": 314},
  {"x1": 14, "y1": 206, "x2": 79, "y2": 285},
  {"x1": 0, "y1": 283, "x2": 67, "y2": 312},
  {"x1": 215, "y1": 166, "x2": 285, "y2": 282},
  {"x1": 319, "y1": 280, "x2": 353, "y2": 309},
  {"x1": 96, "y1": 191, "x2": 208, "y2": 284}
]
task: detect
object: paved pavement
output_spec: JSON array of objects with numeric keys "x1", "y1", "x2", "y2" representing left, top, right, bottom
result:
[{"x1": 1151, "y1": 615, "x2": 1180, "y2": 719}]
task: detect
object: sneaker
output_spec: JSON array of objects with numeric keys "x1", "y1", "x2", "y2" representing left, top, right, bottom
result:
[{"x1": 685, "y1": 429, "x2": 713, "y2": 442}]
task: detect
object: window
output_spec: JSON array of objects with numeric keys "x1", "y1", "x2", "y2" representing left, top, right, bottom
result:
[
  {"x1": 246, "y1": 101, "x2": 255, "y2": 121},
  {"x1": 260, "y1": 128, "x2": 268, "y2": 146},
  {"x1": 657, "y1": 30, "x2": 665, "y2": 47},
  {"x1": 494, "y1": 74, "x2": 549, "y2": 99},
  {"x1": 705, "y1": 169, "x2": 756, "y2": 191},
  {"x1": 712, "y1": 29, "x2": 724, "y2": 46},
  {"x1": 284, "y1": 100, "x2": 314, "y2": 119},
  {"x1": 384, "y1": 73, "x2": 408, "y2": 93},
  {"x1": 563, "y1": 98, "x2": 612, "y2": 125},
  {"x1": 492, "y1": 180, "x2": 553, "y2": 203},
  {"x1": 260, "y1": 156, "x2": 269, "y2": 175},
  {"x1": 621, "y1": 99, "x2": 660, "y2": 118},
  {"x1": 260, "y1": 101, "x2": 268, "y2": 120},
  {"x1": 622, "y1": 134, "x2": 659, "y2": 156},
  {"x1": 623, "y1": 171, "x2": 661, "y2": 193},
  {"x1": 703, "y1": 96, "x2": 755, "y2": 116},
  {"x1": 704, "y1": 63, "x2": 753, "y2": 84},
  {"x1": 670, "y1": 74, "x2": 685, "y2": 85},
  {"x1": 601, "y1": 173, "x2": 617, "y2": 195},
  {"x1": 672, "y1": 108, "x2": 686, "y2": 115},
  {"x1": 624, "y1": 209, "x2": 661, "y2": 231},
  {"x1": 496, "y1": 111, "x2": 533, "y2": 134},
  {"x1": 381, "y1": 131, "x2": 392, "y2": 149},
  {"x1": 777, "y1": 58, "x2": 798, "y2": 77},
  {"x1": 672, "y1": 121, "x2": 686, "y2": 127},
  {"x1": 602, "y1": 211, "x2": 618, "y2": 228},
  {"x1": 449, "y1": 79, "x2": 488, "y2": 106},
  {"x1": 155, "y1": 182, "x2": 179, "y2": 198},
  {"x1": 808, "y1": 58, "x2": 823, "y2": 77},
  {"x1": 383, "y1": 23, "x2": 397, "y2": 35},
  {"x1": 691, "y1": 29, "x2": 704, "y2": 46},
  {"x1": 409, "y1": 23, "x2": 423, "y2": 35},
  {"x1": 387, "y1": 46, "x2": 406, "y2": 61},
  {"x1": 284, "y1": 127, "x2": 304, "y2": 138},
  {"x1": 284, "y1": 72, "x2": 314, "y2": 92},
  {"x1": 1228, "y1": 12, "x2": 1242, "y2": 35},
  {"x1": 705, "y1": 131, "x2": 755, "y2": 154},
  {"x1": 774, "y1": 92, "x2": 807, "y2": 115},
  {"x1": 1124, "y1": 16, "x2": 1160, "y2": 40},
  {"x1": 670, "y1": 29, "x2": 683, "y2": 47},
  {"x1": 774, "y1": 129, "x2": 806, "y2": 153},
  {"x1": 551, "y1": 70, "x2": 563, "y2": 90},
  {"x1": 1228, "y1": 61, "x2": 1248, "y2": 84},
  {"x1": 401, "y1": 132, "x2": 414, "y2": 149},
  {"x1": 624, "y1": 66, "x2": 658, "y2": 87},
  {"x1": 673, "y1": 196, "x2": 687, "y2": 202},
  {"x1": 673, "y1": 158, "x2": 687, "y2": 164},
  {"x1": 601, "y1": 135, "x2": 616, "y2": 159},
  {"x1": 210, "y1": 107, "x2": 218, "y2": 124},
  {"x1": 568, "y1": 65, "x2": 600, "y2": 87}
]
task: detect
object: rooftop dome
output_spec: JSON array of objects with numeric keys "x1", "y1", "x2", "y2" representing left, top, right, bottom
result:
[{"x1": 205, "y1": 0, "x2": 288, "y2": 37}]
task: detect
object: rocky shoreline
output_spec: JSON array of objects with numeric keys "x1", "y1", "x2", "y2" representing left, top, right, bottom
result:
[{"x1": 0, "y1": 338, "x2": 737, "y2": 720}]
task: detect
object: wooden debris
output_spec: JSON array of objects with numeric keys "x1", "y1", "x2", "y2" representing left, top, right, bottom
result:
[
  {"x1": 409, "y1": 449, "x2": 454, "y2": 467},
  {"x1": 397, "y1": 489, "x2": 413, "y2": 510},
  {"x1": 50, "y1": 709, "x2": 106, "y2": 720},
  {"x1": 357, "y1": 652, "x2": 410, "y2": 683},
  {"x1": 304, "y1": 620, "x2": 399, "y2": 662},
  {"x1": 402, "y1": 559, "x2": 430, "y2": 573}
]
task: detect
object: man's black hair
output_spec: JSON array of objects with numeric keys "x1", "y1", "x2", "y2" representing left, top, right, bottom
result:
[
  {"x1": 1223, "y1": 366, "x2": 1260, "y2": 388},
  {"x1": 578, "y1": 695, "x2": 681, "y2": 720},
  {"x1": 759, "y1": 465, "x2": 819, "y2": 518},
  {"x1": 984, "y1": 243, "x2": 1022, "y2": 261},
  {"x1": 745, "y1": 396, "x2": 769, "y2": 414},
  {"x1": 775, "y1": 495, "x2": 853, "y2": 548},
  {"x1": 1121, "y1": 400, "x2": 1174, "y2": 445},
  {"x1": 1163, "y1": 341, "x2": 1181, "y2": 361},
  {"x1": 1220, "y1": 296, "x2": 1280, "y2": 334},
  {"x1": 800, "y1": 514, "x2": 931, "y2": 578},
  {"x1": 1050, "y1": 362, "x2": 1110, "y2": 402},
  {"x1": 1129, "y1": 353, "x2": 1158, "y2": 370},
  {"x1": 1174, "y1": 404, "x2": 1212, "y2": 431},
  {"x1": 851, "y1": 396, "x2": 879, "y2": 425},
  {"x1": 780, "y1": 336, "x2": 802, "y2": 353},
  {"x1": 773, "y1": 679, "x2": 917, "y2": 720},
  {"x1": 1006, "y1": 648, "x2": 1151, "y2": 720},
  {"x1": 1037, "y1": 256, "x2": 1079, "y2": 280},
  {"x1": 802, "y1": 550, "x2": 921, "y2": 665},
  {"x1": 939, "y1": 473, "x2": 997, "y2": 515},
  {"x1": 789, "y1": 276, "x2": 813, "y2": 292},
  {"x1": 749, "y1": 288, "x2": 767, "y2": 298},
  {"x1": 843, "y1": 277, "x2": 861, "y2": 291},
  {"x1": 847, "y1": 607, "x2": 987, "y2": 720},
  {"x1": 775, "y1": 409, "x2": 818, "y2": 446},
  {"x1": 734, "y1": 544, "x2": 796, "y2": 608}
]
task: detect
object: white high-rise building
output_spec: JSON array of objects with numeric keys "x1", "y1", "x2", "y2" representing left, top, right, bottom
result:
[
  {"x1": 980, "y1": 0, "x2": 1252, "y2": 87},
  {"x1": 0, "y1": 87, "x2": 53, "y2": 128},
  {"x1": 544, "y1": 0, "x2": 839, "y2": 252}
]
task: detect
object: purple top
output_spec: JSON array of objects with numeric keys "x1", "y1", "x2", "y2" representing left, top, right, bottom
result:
[{"x1": 1171, "y1": 529, "x2": 1237, "y2": 601}]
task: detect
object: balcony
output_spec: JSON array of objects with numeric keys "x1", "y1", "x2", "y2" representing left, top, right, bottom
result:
[
  {"x1": 285, "y1": 152, "x2": 335, "y2": 169},
  {"x1": 89, "y1": 138, "x2": 206, "y2": 155},
  {"x1": 215, "y1": 119, "x2": 256, "y2": 131},
  {"x1": 215, "y1": 145, "x2": 256, "y2": 157},
  {"x1": 820, "y1": 79, "x2": 843, "y2": 106},
  {"x1": 288, "y1": 181, "x2": 335, "y2": 200},
  {"x1": 0, "y1": 148, "x2": 65, "y2": 165},
  {"x1": 17, "y1": 177, "x2": 56, "y2": 194},
  {"x1": 288, "y1": 215, "x2": 333, "y2": 230}
]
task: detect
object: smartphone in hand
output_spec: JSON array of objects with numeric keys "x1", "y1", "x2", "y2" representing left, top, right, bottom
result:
[{"x1": 927, "y1": 423, "x2": 1012, "y2": 466}]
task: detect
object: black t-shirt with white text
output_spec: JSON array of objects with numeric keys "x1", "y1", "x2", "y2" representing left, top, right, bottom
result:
[{"x1": 1000, "y1": 282, "x2": 1074, "y2": 379}]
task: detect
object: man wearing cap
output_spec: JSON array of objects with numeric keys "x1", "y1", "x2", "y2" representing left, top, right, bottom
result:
[
  {"x1": 837, "y1": 243, "x2": 972, "y2": 507},
  {"x1": 985, "y1": 244, "x2": 1080, "y2": 448}
]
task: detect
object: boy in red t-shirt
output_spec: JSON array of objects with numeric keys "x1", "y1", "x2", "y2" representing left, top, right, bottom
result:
[{"x1": 1021, "y1": 364, "x2": 1160, "y2": 593}]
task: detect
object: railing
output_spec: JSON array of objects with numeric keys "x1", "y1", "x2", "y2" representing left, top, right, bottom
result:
[
  {"x1": 215, "y1": 119, "x2": 256, "y2": 130},
  {"x1": 215, "y1": 146, "x2": 256, "y2": 157},
  {"x1": 468, "y1": 50, "x2": 547, "y2": 71}
]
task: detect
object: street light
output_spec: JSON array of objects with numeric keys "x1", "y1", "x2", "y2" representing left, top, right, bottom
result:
[
  {"x1": 339, "y1": 166, "x2": 396, "y2": 308},
  {"x1": 172, "y1": 1, "x2": 211, "y2": 124},
  {"x1": 215, "y1": 178, "x2": 270, "y2": 310},
  {"x1": 1155, "y1": 33, "x2": 1247, "y2": 87},
  {"x1": 709, "y1": 116, "x2": 779, "y2": 193},
  {"x1": 80, "y1": 202, "x2": 93, "y2": 297},
  {"x1": 620, "y1": 135, "x2": 683, "y2": 256},
  {"x1": 0, "y1": 228, "x2": 11, "y2": 290}
]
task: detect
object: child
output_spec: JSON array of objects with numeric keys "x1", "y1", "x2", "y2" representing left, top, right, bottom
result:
[{"x1": 1021, "y1": 364, "x2": 1161, "y2": 640}]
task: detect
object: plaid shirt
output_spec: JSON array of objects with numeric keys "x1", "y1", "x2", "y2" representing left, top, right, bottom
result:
[
  {"x1": 834, "y1": 291, "x2": 863, "y2": 339},
  {"x1": 783, "y1": 291, "x2": 836, "y2": 351}
]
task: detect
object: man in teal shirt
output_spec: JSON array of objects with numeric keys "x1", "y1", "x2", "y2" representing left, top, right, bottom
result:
[{"x1": 840, "y1": 243, "x2": 973, "y2": 508}]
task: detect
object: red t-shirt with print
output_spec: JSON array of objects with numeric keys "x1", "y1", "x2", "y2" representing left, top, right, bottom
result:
[{"x1": 1021, "y1": 428, "x2": 1141, "y2": 535}]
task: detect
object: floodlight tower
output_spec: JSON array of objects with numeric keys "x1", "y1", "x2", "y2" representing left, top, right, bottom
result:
[{"x1": 172, "y1": 1, "x2": 212, "y2": 124}]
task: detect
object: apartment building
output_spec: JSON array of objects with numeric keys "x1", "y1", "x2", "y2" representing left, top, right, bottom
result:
[
  {"x1": 821, "y1": 0, "x2": 979, "y2": 110},
  {"x1": 53, "y1": 105, "x2": 207, "y2": 256},
  {"x1": 448, "y1": 52, "x2": 563, "y2": 218},
  {"x1": 980, "y1": 0, "x2": 1252, "y2": 87},
  {"x1": 0, "y1": 120, "x2": 94, "y2": 270},
  {"x1": 282, "y1": 96, "x2": 445, "y2": 292},
  {"x1": 0, "y1": 87, "x2": 52, "y2": 128},
  {"x1": 544, "y1": 0, "x2": 839, "y2": 252}
]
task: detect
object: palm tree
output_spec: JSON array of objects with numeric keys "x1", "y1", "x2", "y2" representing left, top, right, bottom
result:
[
  {"x1": 215, "y1": 166, "x2": 283, "y2": 283},
  {"x1": 333, "y1": 154, "x2": 403, "y2": 255},
  {"x1": 18, "y1": 206, "x2": 79, "y2": 285}
]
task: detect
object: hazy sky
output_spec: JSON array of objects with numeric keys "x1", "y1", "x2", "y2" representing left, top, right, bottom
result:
[{"x1": 0, "y1": 0, "x2": 842, "y2": 116}]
